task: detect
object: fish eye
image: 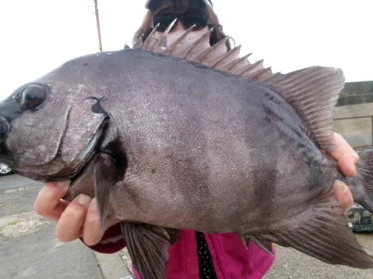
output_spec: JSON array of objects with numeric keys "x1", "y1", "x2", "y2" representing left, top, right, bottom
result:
[{"x1": 20, "y1": 84, "x2": 46, "y2": 110}]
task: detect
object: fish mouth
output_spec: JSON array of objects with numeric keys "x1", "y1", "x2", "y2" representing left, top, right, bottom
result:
[
  {"x1": 0, "y1": 116, "x2": 15, "y2": 166},
  {"x1": 0, "y1": 144, "x2": 13, "y2": 166}
]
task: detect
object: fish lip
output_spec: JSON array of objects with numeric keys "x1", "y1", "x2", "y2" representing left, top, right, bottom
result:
[
  {"x1": 0, "y1": 115, "x2": 10, "y2": 138},
  {"x1": 0, "y1": 143, "x2": 13, "y2": 166},
  {"x1": 0, "y1": 116, "x2": 14, "y2": 165}
]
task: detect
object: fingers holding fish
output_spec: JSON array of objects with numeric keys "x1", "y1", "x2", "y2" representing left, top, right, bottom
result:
[
  {"x1": 337, "y1": 152, "x2": 359, "y2": 178},
  {"x1": 81, "y1": 199, "x2": 107, "y2": 246},
  {"x1": 330, "y1": 132, "x2": 359, "y2": 177},
  {"x1": 34, "y1": 181, "x2": 70, "y2": 221},
  {"x1": 82, "y1": 200, "x2": 121, "y2": 246},
  {"x1": 333, "y1": 180, "x2": 354, "y2": 210},
  {"x1": 34, "y1": 181, "x2": 92, "y2": 242},
  {"x1": 34, "y1": 181, "x2": 94, "y2": 243},
  {"x1": 68, "y1": 197, "x2": 120, "y2": 246},
  {"x1": 55, "y1": 194, "x2": 92, "y2": 242},
  {"x1": 328, "y1": 133, "x2": 358, "y2": 210}
]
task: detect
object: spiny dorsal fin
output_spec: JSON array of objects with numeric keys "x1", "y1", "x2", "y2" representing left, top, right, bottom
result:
[
  {"x1": 195, "y1": 37, "x2": 229, "y2": 64},
  {"x1": 264, "y1": 66, "x2": 345, "y2": 150},
  {"x1": 154, "y1": 18, "x2": 178, "y2": 50},
  {"x1": 162, "y1": 24, "x2": 196, "y2": 56},
  {"x1": 245, "y1": 67, "x2": 273, "y2": 80},
  {"x1": 140, "y1": 27, "x2": 159, "y2": 51},
  {"x1": 233, "y1": 59, "x2": 264, "y2": 76},
  {"x1": 212, "y1": 45, "x2": 242, "y2": 69},
  {"x1": 181, "y1": 28, "x2": 213, "y2": 60},
  {"x1": 136, "y1": 22, "x2": 344, "y2": 151},
  {"x1": 137, "y1": 21, "x2": 274, "y2": 82},
  {"x1": 220, "y1": 52, "x2": 252, "y2": 72}
]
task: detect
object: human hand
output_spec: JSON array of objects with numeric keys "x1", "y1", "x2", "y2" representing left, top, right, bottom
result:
[
  {"x1": 329, "y1": 133, "x2": 359, "y2": 210},
  {"x1": 34, "y1": 181, "x2": 116, "y2": 246}
]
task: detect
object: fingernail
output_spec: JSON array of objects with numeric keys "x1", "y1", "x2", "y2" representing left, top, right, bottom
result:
[
  {"x1": 346, "y1": 156, "x2": 358, "y2": 177},
  {"x1": 334, "y1": 180, "x2": 348, "y2": 192},
  {"x1": 76, "y1": 194, "x2": 92, "y2": 206},
  {"x1": 353, "y1": 153, "x2": 360, "y2": 164},
  {"x1": 55, "y1": 180, "x2": 70, "y2": 189},
  {"x1": 88, "y1": 199, "x2": 100, "y2": 215}
]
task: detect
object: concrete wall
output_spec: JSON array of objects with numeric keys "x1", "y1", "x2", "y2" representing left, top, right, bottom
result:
[
  {"x1": 337, "y1": 80, "x2": 373, "y2": 106},
  {"x1": 333, "y1": 103, "x2": 373, "y2": 148}
]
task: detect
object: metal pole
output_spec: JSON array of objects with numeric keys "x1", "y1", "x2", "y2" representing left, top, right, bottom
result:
[{"x1": 94, "y1": 0, "x2": 103, "y2": 52}]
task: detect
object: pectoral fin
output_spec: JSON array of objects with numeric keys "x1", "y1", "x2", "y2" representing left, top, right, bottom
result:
[
  {"x1": 94, "y1": 153, "x2": 121, "y2": 228},
  {"x1": 64, "y1": 159, "x2": 96, "y2": 202},
  {"x1": 120, "y1": 223, "x2": 177, "y2": 279}
]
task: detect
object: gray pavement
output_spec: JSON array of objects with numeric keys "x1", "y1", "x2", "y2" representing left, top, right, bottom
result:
[
  {"x1": 0, "y1": 174, "x2": 372, "y2": 278},
  {"x1": 0, "y1": 175, "x2": 133, "y2": 279},
  {"x1": 265, "y1": 237, "x2": 373, "y2": 279},
  {"x1": 0, "y1": 174, "x2": 42, "y2": 190}
]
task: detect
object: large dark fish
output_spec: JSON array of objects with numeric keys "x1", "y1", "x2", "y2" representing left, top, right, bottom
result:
[{"x1": 0, "y1": 27, "x2": 372, "y2": 279}]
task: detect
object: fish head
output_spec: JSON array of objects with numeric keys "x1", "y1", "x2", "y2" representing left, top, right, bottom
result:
[{"x1": 0, "y1": 58, "x2": 109, "y2": 181}]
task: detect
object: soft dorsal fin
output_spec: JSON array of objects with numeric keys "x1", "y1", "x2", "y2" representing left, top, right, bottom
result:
[
  {"x1": 136, "y1": 21, "x2": 274, "y2": 82},
  {"x1": 263, "y1": 66, "x2": 345, "y2": 150}
]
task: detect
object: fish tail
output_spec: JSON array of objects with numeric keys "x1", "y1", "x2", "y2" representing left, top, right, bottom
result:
[
  {"x1": 350, "y1": 149, "x2": 373, "y2": 212},
  {"x1": 247, "y1": 190, "x2": 373, "y2": 268}
]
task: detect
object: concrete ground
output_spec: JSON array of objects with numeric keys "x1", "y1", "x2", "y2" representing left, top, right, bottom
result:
[
  {"x1": 265, "y1": 237, "x2": 373, "y2": 279},
  {"x1": 0, "y1": 174, "x2": 372, "y2": 279},
  {"x1": 0, "y1": 175, "x2": 133, "y2": 279}
]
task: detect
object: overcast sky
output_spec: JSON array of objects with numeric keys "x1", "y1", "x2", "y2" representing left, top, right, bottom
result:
[{"x1": 1, "y1": 0, "x2": 372, "y2": 101}]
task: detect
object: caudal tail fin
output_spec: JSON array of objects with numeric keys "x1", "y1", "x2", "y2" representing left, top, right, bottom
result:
[{"x1": 351, "y1": 149, "x2": 373, "y2": 212}]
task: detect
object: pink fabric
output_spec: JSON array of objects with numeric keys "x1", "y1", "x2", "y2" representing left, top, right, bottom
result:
[{"x1": 87, "y1": 226, "x2": 275, "y2": 279}]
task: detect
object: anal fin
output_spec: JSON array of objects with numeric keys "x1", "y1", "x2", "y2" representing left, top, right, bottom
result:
[
  {"x1": 247, "y1": 191, "x2": 373, "y2": 268},
  {"x1": 121, "y1": 223, "x2": 176, "y2": 279},
  {"x1": 244, "y1": 236, "x2": 273, "y2": 255}
]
